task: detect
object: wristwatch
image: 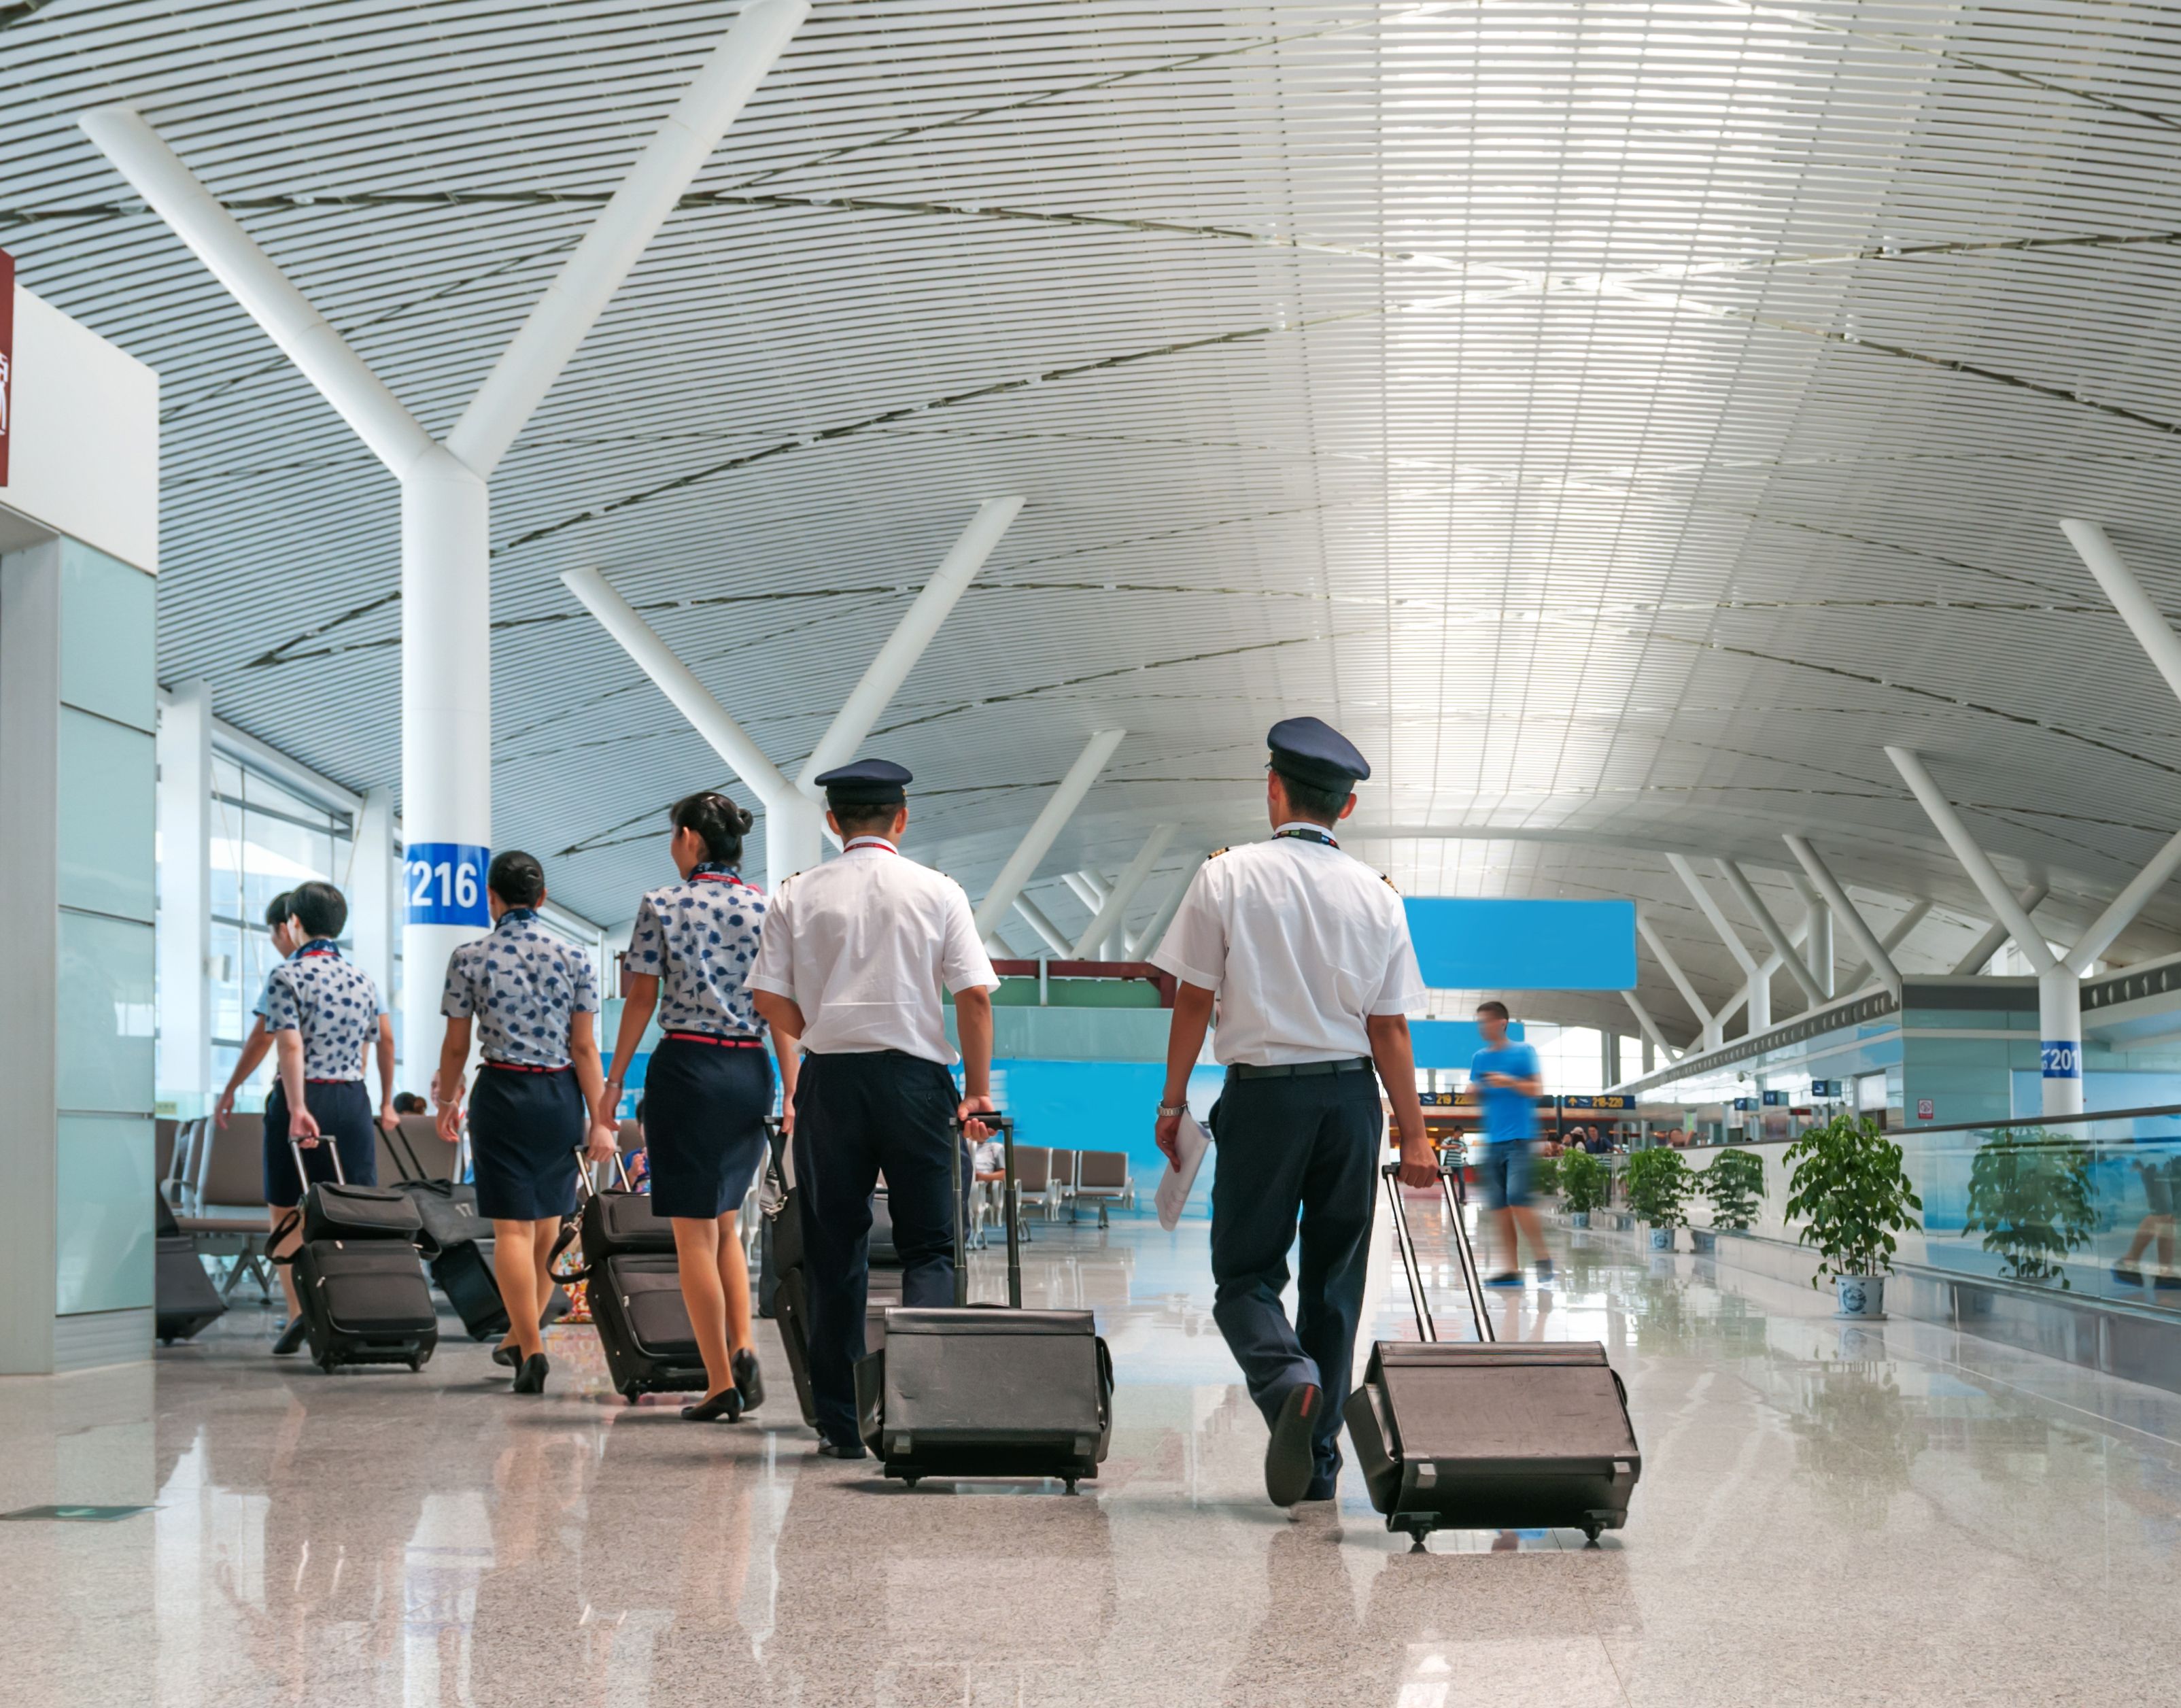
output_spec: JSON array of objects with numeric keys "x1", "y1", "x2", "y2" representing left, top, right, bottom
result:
[{"x1": 1157, "y1": 1102, "x2": 1188, "y2": 1118}]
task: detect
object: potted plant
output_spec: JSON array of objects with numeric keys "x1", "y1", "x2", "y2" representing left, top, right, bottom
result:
[
  {"x1": 1696, "y1": 1148, "x2": 1767, "y2": 1252},
  {"x1": 1963, "y1": 1127, "x2": 2095, "y2": 1288},
  {"x1": 1623, "y1": 1146, "x2": 1692, "y2": 1251},
  {"x1": 1530, "y1": 1150, "x2": 1561, "y2": 1199},
  {"x1": 1558, "y1": 1148, "x2": 1607, "y2": 1227},
  {"x1": 1783, "y1": 1112, "x2": 1922, "y2": 1318}
]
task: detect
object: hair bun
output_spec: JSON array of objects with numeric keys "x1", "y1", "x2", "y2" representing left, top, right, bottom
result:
[{"x1": 733, "y1": 802, "x2": 755, "y2": 834}]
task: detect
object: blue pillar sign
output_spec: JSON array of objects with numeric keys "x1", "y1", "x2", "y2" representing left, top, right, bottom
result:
[
  {"x1": 2041, "y1": 1039, "x2": 2081, "y2": 1080},
  {"x1": 405, "y1": 842, "x2": 491, "y2": 927}
]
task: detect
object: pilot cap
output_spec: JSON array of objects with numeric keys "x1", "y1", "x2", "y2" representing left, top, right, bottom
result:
[
  {"x1": 1267, "y1": 716, "x2": 1370, "y2": 793},
  {"x1": 814, "y1": 757, "x2": 912, "y2": 808}
]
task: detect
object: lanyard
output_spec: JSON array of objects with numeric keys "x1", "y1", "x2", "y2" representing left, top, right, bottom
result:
[
  {"x1": 1273, "y1": 825, "x2": 1339, "y2": 849},
  {"x1": 844, "y1": 836, "x2": 899, "y2": 855},
  {"x1": 690, "y1": 864, "x2": 743, "y2": 885}
]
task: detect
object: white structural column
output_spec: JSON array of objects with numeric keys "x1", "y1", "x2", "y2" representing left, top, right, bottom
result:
[
  {"x1": 1720, "y1": 860, "x2": 1825, "y2": 1005},
  {"x1": 1790, "y1": 872, "x2": 1834, "y2": 997},
  {"x1": 1666, "y1": 853, "x2": 1761, "y2": 1038},
  {"x1": 1071, "y1": 824, "x2": 1177, "y2": 957},
  {"x1": 1840, "y1": 896, "x2": 1931, "y2": 990},
  {"x1": 349, "y1": 788, "x2": 398, "y2": 1038},
  {"x1": 1620, "y1": 990, "x2": 1679, "y2": 1065},
  {"x1": 2068, "y1": 826, "x2": 2181, "y2": 972},
  {"x1": 1129, "y1": 861, "x2": 1197, "y2": 958},
  {"x1": 155, "y1": 680, "x2": 213, "y2": 1112},
  {"x1": 1636, "y1": 908, "x2": 1717, "y2": 1048},
  {"x1": 972, "y1": 730, "x2": 1127, "y2": 938},
  {"x1": 2063, "y1": 519, "x2": 2181, "y2": 704},
  {"x1": 84, "y1": 3, "x2": 806, "y2": 1092},
  {"x1": 1011, "y1": 895, "x2": 1072, "y2": 957},
  {"x1": 1883, "y1": 747, "x2": 2078, "y2": 1114},
  {"x1": 1950, "y1": 884, "x2": 2046, "y2": 976},
  {"x1": 1784, "y1": 836, "x2": 1902, "y2": 1000}
]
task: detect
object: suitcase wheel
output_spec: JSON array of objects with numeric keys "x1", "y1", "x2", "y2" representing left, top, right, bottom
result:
[
  {"x1": 407, "y1": 1355, "x2": 425, "y2": 1373},
  {"x1": 622, "y1": 1386, "x2": 640, "y2": 1405},
  {"x1": 903, "y1": 1477, "x2": 920, "y2": 1489},
  {"x1": 318, "y1": 1354, "x2": 339, "y2": 1374},
  {"x1": 1063, "y1": 1478, "x2": 1079, "y2": 1496}
]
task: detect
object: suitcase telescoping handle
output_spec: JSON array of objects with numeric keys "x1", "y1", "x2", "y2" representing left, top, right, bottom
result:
[
  {"x1": 290, "y1": 1133, "x2": 348, "y2": 1189},
  {"x1": 1379, "y1": 1155, "x2": 1496, "y2": 1345},
  {"x1": 950, "y1": 1112, "x2": 1016, "y2": 1309}
]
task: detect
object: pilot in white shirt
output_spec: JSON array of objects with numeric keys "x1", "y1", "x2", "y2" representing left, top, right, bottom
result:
[
  {"x1": 1150, "y1": 717, "x2": 1432, "y2": 1507},
  {"x1": 750, "y1": 757, "x2": 999, "y2": 1458}
]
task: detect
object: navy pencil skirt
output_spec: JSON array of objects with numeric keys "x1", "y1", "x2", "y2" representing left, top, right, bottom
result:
[
  {"x1": 263, "y1": 1079, "x2": 378, "y2": 1208},
  {"x1": 641, "y1": 1034, "x2": 772, "y2": 1219},
  {"x1": 468, "y1": 1062, "x2": 586, "y2": 1222}
]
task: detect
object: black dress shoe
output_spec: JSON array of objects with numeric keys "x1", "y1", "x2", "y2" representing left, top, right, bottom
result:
[
  {"x1": 272, "y1": 1318, "x2": 309, "y2": 1357},
  {"x1": 816, "y1": 1437, "x2": 867, "y2": 1460},
  {"x1": 732, "y1": 1347, "x2": 765, "y2": 1411},
  {"x1": 512, "y1": 1352, "x2": 550, "y2": 1395},
  {"x1": 492, "y1": 1343, "x2": 521, "y2": 1369},
  {"x1": 1264, "y1": 1383, "x2": 1320, "y2": 1507},
  {"x1": 681, "y1": 1386, "x2": 744, "y2": 1423}
]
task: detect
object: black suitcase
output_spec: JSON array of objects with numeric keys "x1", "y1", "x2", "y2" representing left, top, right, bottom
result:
[
  {"x1": 155, "y1": 1193, "x2": 227, "y2": 1344},
  {"x1": 430, "y1": 1239, "x2": 509, "y2": 1340},
  {"x1": 855, "y1": 1119, "x2": 1114, "y2": 1492},
  {"x1": 1345, "y1": 1160, "x2": 1641, "y2": 1547},
  {"x1": 385, "y1": 1123, "x2": 490, "y2": 1254},
  {"x1": 281, "y1": 1141, "x2": 438, "y2": 1373},
  {"x1": 573, "y1": 1157, "x2": 707, "y2": 1403},
  {"x1": 287, "y1": 1137, "x2": 425, "y2": 1245}
]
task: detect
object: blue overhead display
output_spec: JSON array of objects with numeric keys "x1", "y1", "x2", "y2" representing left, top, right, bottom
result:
[
  {"x1": 1404, "y1": 898, "x2": 1638, "y2": 991},
  {"x1": 1410, "y1": 1019, "x2": 1526, "y2": 1070}
]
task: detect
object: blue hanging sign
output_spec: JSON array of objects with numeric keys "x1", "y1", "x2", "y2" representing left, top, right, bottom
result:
[
  {"x1": 1732, "y1": 1096, "x2": 1759, "y2": 1111},
  {"x1": 1810, "y1": 1080, "x2": 1842, "y2": 1097},
  {"x1": 1762, "y1": 1090, "x2": 1788, "y2": 1106},
  {"x1": 405, "y1": 842, "x2": 491, "y2": 927}
]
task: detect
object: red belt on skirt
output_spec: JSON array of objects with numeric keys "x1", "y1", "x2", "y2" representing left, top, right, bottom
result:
[
  {"x1": 663, "y1": 1031, "x2": 764, "y2": 1049},
  {"x1": 481, "y1": 1059, "x2": 572, "y2": 1074}
]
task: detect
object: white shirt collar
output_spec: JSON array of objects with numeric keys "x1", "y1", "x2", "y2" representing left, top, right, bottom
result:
[{"x1": 844, "y1": 835, "x2": 899, "y2": 854}]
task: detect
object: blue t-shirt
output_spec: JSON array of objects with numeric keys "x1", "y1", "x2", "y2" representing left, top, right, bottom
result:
[{"x1": 1471, "y1": 1042, "x2": 1541, "y2": 1146}]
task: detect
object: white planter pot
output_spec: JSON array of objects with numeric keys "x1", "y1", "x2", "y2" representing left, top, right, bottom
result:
[
  {"x1": 1567, "y1": 1211, "x2": 1590, "y2": 1229},
  {"x1": 1690, "y1": 1229, "x2": 1717, "y2": 1254},
  {"x1": 1647, "y1": 1226, "x2": 1675, "y2": 1252},
  {"x1": 1834, "y1": 1273, "x2": 1887, "y2": 1319}
]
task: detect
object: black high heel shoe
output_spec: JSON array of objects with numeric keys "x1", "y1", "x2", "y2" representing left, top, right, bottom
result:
[
  {"x1": 492, "y1": 1342, "x2": 521, "y2": 1369},
  {"x1": 732, "y1": 1348, "x2": 764, "y2": 1411},
  {"x1": 682, "y1": 1386, "x2": 744, "y2": 1423},
  {"x1": 512, "y1": 1352, "x2": 550, "y2": 1395}
]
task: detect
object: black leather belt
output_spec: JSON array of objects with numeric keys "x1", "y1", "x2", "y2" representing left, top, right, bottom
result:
[{"x1": 1231, "y1": 1057, "x2": 1371, "y2": 1079}]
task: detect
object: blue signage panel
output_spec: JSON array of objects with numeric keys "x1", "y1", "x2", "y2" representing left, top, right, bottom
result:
[
  {"x1": 1409, "y1": 1018, "x2": 1524, "y2": 1070},
  {"x1": 405, "y1": 841, "x2": 492, "y2": 927},
  {"x1": 1403, "y1": 898, "x2": 1637, "y2": 991},
  {"x1": 2041, "y1": 1039, "x2": 2081, "y2": 1080},
  {"x1": 1762, "y1": 1090, "x2": 1787, "y2": 1106}
]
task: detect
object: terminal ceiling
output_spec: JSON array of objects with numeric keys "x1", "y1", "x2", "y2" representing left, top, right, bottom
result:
[{"x1": 11, "y1": 0, "x2": 2181, "y2": 1042}]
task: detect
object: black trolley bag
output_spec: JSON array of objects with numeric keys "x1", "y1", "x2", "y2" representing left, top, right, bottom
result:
[
  {"x1": 1345, "y1": 1158, "x2": 1641, "y2": 1546},
  {"x1": 386, "y1": 1121, "x2": 504, "y2": 1339},
  {"x1": 574, "y1": 1151, "x2": 710, "y2": 1404},
  {"x1": 154, "y1": 1192, "x2": 227, "y2": 1344},
  {"x1": 762, "y1": 1120, "x2": 907, "y2": 1430},
  {"x1": 281, "y1": 1139, "x2": 439, "y2": 1373},
  {"x1": 855, "y1": 1118, "x2": 1114, "y2": 1492}
]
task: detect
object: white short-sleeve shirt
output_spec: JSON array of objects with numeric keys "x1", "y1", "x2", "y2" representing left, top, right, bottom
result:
[
  {"x1": 749, "y1": 838, "x2": 997, "y2": 1063},
  {"x1": 1150, "y1": 828, "x2": 1426, "y2": 1065}
]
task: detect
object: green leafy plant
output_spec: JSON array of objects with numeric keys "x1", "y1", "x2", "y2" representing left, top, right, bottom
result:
[
  {"x1": 1702, "y1": 1148, "x2": 1767, "y2": 1231},
  {"x1": 1783, "y1": 1112, "x2": 1922, "y2": 1284},
  {"x1": 1530, "y1": 1151, "x2": 1561, "y2": 1197},
  {"x1": 1623, "y1": 1146, "x2": 1693, "y2": 1229},
  {"x1": 1558, "y1": 1148, "x2": 1607, "y2": 1216},
  {"x1": 1963, "y1": 1127, "x2": 2096, "y2": 1288}
]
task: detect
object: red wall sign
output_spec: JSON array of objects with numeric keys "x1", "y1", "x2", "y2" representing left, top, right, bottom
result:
[{"x1": 0, "y1": 248, "x2": 12, "y2": 486}]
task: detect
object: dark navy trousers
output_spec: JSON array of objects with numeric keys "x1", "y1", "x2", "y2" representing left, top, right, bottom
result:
[
  {"x1": 791, "y1": 1051, "x2": 960, "y2": 1446},
  {"x1": 1209, "y1": 1067, "x2": 1382, "y2": 1478}
]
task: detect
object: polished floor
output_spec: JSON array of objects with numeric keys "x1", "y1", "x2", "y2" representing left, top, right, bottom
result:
[{"x1": 7, "y1": 1199, "x2": 2181, "y2": 1707}]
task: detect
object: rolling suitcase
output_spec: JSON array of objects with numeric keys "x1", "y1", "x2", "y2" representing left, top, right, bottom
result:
[
  {"x1": 281, "y1": 1142, "x2": 438, "y2": 1373},
  {"x1": 1345, "y1": 1159, "x2": 1641, "y2": 1547},
  {"x1": 855, "y1": 1119, "x2": 1114, "y2": 1492},
  {"x1": 387, "y1": 1123, "x2": 509, "y2": 1339},
  {"x1": 154, "y1": 1193, "x2": 226, "y2": 1344},
  {"x1": 575, "y1": 1155, "x2": 708, "y2": 1404}
]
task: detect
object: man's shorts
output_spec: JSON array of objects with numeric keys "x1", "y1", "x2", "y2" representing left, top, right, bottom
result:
[{"x1": 1475, "y1": 1140, "x2": 1532, "y2": 1210}]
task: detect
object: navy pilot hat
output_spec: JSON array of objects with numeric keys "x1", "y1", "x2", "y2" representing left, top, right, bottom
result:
[
  {"x1": 1267, "y1": 716, "x2": 1371, "y2": 794},
  {"x1": 814, "y1": 757, "x2": 912, "y2": 808}
]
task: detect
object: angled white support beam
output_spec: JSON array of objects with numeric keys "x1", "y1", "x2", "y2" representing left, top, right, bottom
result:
[
  {"x1": 1665, "y1": 853, "x2": 1758, "y2": 976},
  {"x1": 445, "y1": 0, "x2": 809, "y2": 474},
  {"x1": 2068, "y1": 825, "x2": 2181, "y2": 974},
  {"x1": 1129, "y1": 862, "x2": 1196, "y2": 959},
  {"x1": 1784, "y1": 836, "x2": 1901, "y2": 998},
  {"x1": 1841, "y1": 897, "x2": 1931, "y2": 989},
  {"x1": 1789, "y1": 872, "x2": 1835, "y2": 997},
  {"x1": 1949, "y1": 885, "x2": 2045, "y2": 976},
  {"x1": 1620, "y1": 990, "x2": 1679, "y2": 1064},
  {"x1": 795, "y1": 496, "x2": 1025, "y2": 793},
  {"x1": 2063, "y1": 519, "x2": 2181, "y2": 708},
  {"x1": 1011, "y1": 895, "x2": 1072, "y2": 957},
  {"x1": 1071, "y1": 824, "x2": 1177, "y2": 957},
  {"x1": 1721, "y1": 860, "x2": 1825, "y2": 1004},
  {"x1": 1884, "y1": 748, "x2": 2055, "y2": 974},
  {"x1": 972, "y1": 730, "x2": 1127, "y2": 938},
  {"x1": 1635, "y1": 909, "x2": 1715, "y2": 1039},
  {"x1": 1065, "y1": 871, "x2": 1111, "y2": 910}
]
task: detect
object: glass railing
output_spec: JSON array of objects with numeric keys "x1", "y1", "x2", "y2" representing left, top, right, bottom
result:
[{"x1": 1632, "y1": 1106, "x2": 2181, "y2": 1312}]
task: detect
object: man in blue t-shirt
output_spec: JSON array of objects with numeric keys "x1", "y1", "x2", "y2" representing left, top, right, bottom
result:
[{"x1": 1469, "y1": 1000, "x2": 1549, "y2": 1286}]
